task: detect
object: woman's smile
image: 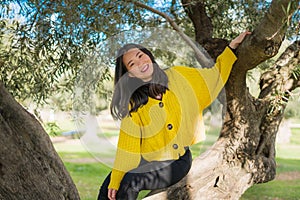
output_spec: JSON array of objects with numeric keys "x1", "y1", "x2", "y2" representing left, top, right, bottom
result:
[{"x1": 141, "y1": 64, "x2": 149, "y2": 73}]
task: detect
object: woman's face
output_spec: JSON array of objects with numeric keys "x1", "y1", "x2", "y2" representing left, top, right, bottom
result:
[{"x1": 122, "y1": 48, "x2": 154, "y2": 82}]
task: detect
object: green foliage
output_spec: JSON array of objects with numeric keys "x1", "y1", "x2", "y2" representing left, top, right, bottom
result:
[
  {"x1": 0, "y1": 17, "x2": 82, "y2": 104},
  {"x1": 292, "y1": 64, "x2": 300, "y2": 80},
  {"x1": 0, "y1": 0, "x2": 299, "y2": 108},
  {"x1": 0, "y1": 1, "x2": 121, "y2": 106},
  {"x1": 73, "y1": 54, "x2": 113, "y2": 114},
  {"x1": 207, "y1": 0, "x2": 298, "y2": 39},
  {"x1": 44, "y1": 121, "x2": 62, "y2": 136},
  {"x1": 267, "y1": 91, "x2": 288, "y2": 116},
  {"x1": 282, "y1": 1, "x2": 300, "y2": 34},
  {"x1": 205, "y1": 0, "x2": 270, "y2": 38},
  {"x1": 266, "y1": 90, "x2": 300, "y2": 119}
]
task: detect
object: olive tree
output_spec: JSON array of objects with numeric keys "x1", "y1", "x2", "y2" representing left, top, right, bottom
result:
[{"x1": 0, "y1": 0, "x2": 299, "y2": 199}]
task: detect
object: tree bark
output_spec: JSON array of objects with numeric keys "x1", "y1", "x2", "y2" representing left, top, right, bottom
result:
[
  {"x1": 181, "y1": 0, "x2": 213, "y2": 44},
  {"x1": 181, "y1": 0, "x2": 230, "y2": 59},
  {"x1": 144, "y1": 0, "x2": 299, "y2": 199},
  {"x1": 0, "y1": 83, "x2": 80, "y2": 200}
]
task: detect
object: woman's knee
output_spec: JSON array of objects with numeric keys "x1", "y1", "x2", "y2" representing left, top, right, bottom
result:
[{"x1": 116, "y1": 172, "x2": 143, "y2": 199}]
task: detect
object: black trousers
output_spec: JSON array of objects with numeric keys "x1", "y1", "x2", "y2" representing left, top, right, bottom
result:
[{"x1": 97, "y1": 149, "x2": 192, "y2": 200}]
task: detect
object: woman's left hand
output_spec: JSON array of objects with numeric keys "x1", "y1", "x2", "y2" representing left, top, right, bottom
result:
[{"x1": 229, "y1": 31, "x2": 252, "y2": 49}]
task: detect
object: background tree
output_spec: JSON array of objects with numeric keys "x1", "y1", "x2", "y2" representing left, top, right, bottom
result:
[{"x1": 0, "y1": 0, "x2": 299, "y2": 199}]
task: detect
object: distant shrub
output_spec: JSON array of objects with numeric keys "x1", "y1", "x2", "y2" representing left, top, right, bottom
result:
[{"x1": 44, "y1": 122, "x2": 62, "y2": 136}]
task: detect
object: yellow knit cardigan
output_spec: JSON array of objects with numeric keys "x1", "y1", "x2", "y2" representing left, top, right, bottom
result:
[{"x1": 108, "y1": 47, "x2": 237, "y2": 190}]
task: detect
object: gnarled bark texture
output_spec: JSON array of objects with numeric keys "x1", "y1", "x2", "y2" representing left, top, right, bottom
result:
[
  {"x1": 0, "y1": 83, "x2": 80, "y2": 200},
  {"x1": 144, "y1": 0, "x2": 299, "y2": 199}
]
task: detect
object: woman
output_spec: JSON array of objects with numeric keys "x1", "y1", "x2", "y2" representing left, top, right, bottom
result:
[{"x1": 98, "y1": 31, "x2": 251, "y2": 200}]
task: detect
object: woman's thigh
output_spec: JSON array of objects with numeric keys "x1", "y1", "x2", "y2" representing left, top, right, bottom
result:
[
  {"x1": 120, "y1": 149, "x2": 192, "y2": 191},
  {"x1": 98, "y1": 149, "x2": 192, "y2": 200}
]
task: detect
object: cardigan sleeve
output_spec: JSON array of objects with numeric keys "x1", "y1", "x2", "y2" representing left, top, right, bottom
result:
[
  {"x1": 108, "y1": 113, "x2": 142, "y2": 190},
  {"x1": 172, "y1": 46, "x2": 237, "y2": 109}
]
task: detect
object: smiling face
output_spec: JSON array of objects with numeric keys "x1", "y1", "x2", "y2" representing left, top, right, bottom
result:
[{"x1": 122, "y1": 48, "x2": 154, "y2": 82}]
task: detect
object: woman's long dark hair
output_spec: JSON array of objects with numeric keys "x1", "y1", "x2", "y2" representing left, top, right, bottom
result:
[{"x1": 110, "y1": 44, "x2": 168, "y2": 120}]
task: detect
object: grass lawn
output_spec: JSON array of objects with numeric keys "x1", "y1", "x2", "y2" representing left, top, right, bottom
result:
[
  {"x1": 240, "y1": 158, "x2": 300, "y2": 200},
  {"x1": 241, "y1": 128, "x2": 300, "y2": 200},
  {"x1": 54, "y1": 127, "x2": 300, "y2": 200}
]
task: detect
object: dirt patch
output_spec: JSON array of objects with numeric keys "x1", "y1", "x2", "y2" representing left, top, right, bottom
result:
[
  {"x1": 51, "y1": 136, "x2": 73, "y2": 143},
  {"x1": 275, "y1": 171, "x2": 300, "y2": 181}
]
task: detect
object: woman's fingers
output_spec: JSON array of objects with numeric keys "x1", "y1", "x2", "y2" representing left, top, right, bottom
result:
[
  {"x1": 229, "y1": 31, "x2": 252, "y2": 49},
  {"x1": 108, "y1": 188, "x2": 117, "y2": 200}
]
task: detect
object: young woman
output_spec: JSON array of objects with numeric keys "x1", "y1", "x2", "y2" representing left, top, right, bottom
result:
[{"x1": 98, "y1": 31, "x2": 251, "y2": 200}]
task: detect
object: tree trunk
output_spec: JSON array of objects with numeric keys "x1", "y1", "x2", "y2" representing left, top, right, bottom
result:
[
  {"x1": 0, "y1": 83, "x2": 80, "y2": 200},
  {"x1": 144, "y1": 0, "x2": 299, "y2": 199}
]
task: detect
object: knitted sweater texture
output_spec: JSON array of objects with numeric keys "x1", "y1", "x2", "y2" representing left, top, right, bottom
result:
[{"x1": 108, "y1": 47, "x2": 237, "y2": 190}]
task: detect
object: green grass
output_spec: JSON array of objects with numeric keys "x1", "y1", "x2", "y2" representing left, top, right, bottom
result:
[
  {"x1": 276, "y1": 158, "x2": 300, "y2": 173},
  {"x1": 241, "y1": 158, "x2": 300, "y2": 200},
  {"x1": 57, "y1": 150, "x2": 110, "y2": 200},
  {"x1": 275, "y1": 128, "x2": 300, "y2": 160},
  {"x1": 291, "y1": 128, "x2": 300, "y2": 145},
  {"x1": 64, "y1": 162, "x2": 109, "y2": 200},
  {"x1": 54, "y1": 127, "x2": 300, "y2": 200},
  {"x1": 241, "y1": 127, "x2": 300, "y2": 200},
  {"x1": 241, "y1": 179, "x2": 300, "y2": 200}
]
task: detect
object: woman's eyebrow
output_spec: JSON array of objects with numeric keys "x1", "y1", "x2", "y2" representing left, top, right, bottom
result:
[
  {"x1": 127, "y1": 60, "x2": 133, "y2": 66},
  {"x1": 127, "y1": 51, "x2": 141, "y2": 66}
]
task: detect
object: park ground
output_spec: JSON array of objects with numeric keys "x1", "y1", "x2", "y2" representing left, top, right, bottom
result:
[{"x1": 50, "y1": 111, "x2": 300, "y2": 200}]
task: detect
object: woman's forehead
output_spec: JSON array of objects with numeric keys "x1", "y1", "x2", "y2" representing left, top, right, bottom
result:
[
  {"x1": 124, "y1": 48, "x2": 140, "y2": 56},
  {"x1": 123, "y1": 48, "x2": 140, "y2": 62}
]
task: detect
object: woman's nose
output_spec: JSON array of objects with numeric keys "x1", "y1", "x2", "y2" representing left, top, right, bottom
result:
[{"x1": 135, "y1": 59, "x2": 142, "y2": 68}]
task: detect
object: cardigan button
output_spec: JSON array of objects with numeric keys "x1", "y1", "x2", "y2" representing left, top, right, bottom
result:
[
  {"x1": 167, "y1": 124, "x2": 173, "y2": 130},
  {"x1": 173, "y1": 144, "x2": 178, "y2": 149},
  {"x1": 159, "y1": 102, "x2": 164, "y2": 108}
]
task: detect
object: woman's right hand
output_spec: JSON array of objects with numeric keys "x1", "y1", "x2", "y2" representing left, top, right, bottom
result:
[{"x1": 108, "y1": 188, "x2": 117, "y2": 200}]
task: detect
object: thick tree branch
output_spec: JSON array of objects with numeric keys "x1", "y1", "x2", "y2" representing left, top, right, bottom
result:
[
  {"x1": 258, "y1": 40, "x2": 300, "y2": 149},
  {"x1": 181, "y1": 0, "x2": 213, "y2": 44},
  {"x1": 180, "y1": 0, "x2": 228, "y2": 59},
  {"x1": 226, "y1": 0, "x2": 298, "y2": 101},
  {"x1": 259, "y1": 40, "x2": 300, "y2": 99},
  {"x1": 234, "y1": 0, "x2": 298, "y2": 73},
  {"x1": 127, "y1": 0, "x2": 214, "y2": 67}
]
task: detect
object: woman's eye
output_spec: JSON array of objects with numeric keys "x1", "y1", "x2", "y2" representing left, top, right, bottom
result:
[{"x1": 139, "y1": 54, "x2": 143, "y2": 58}]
